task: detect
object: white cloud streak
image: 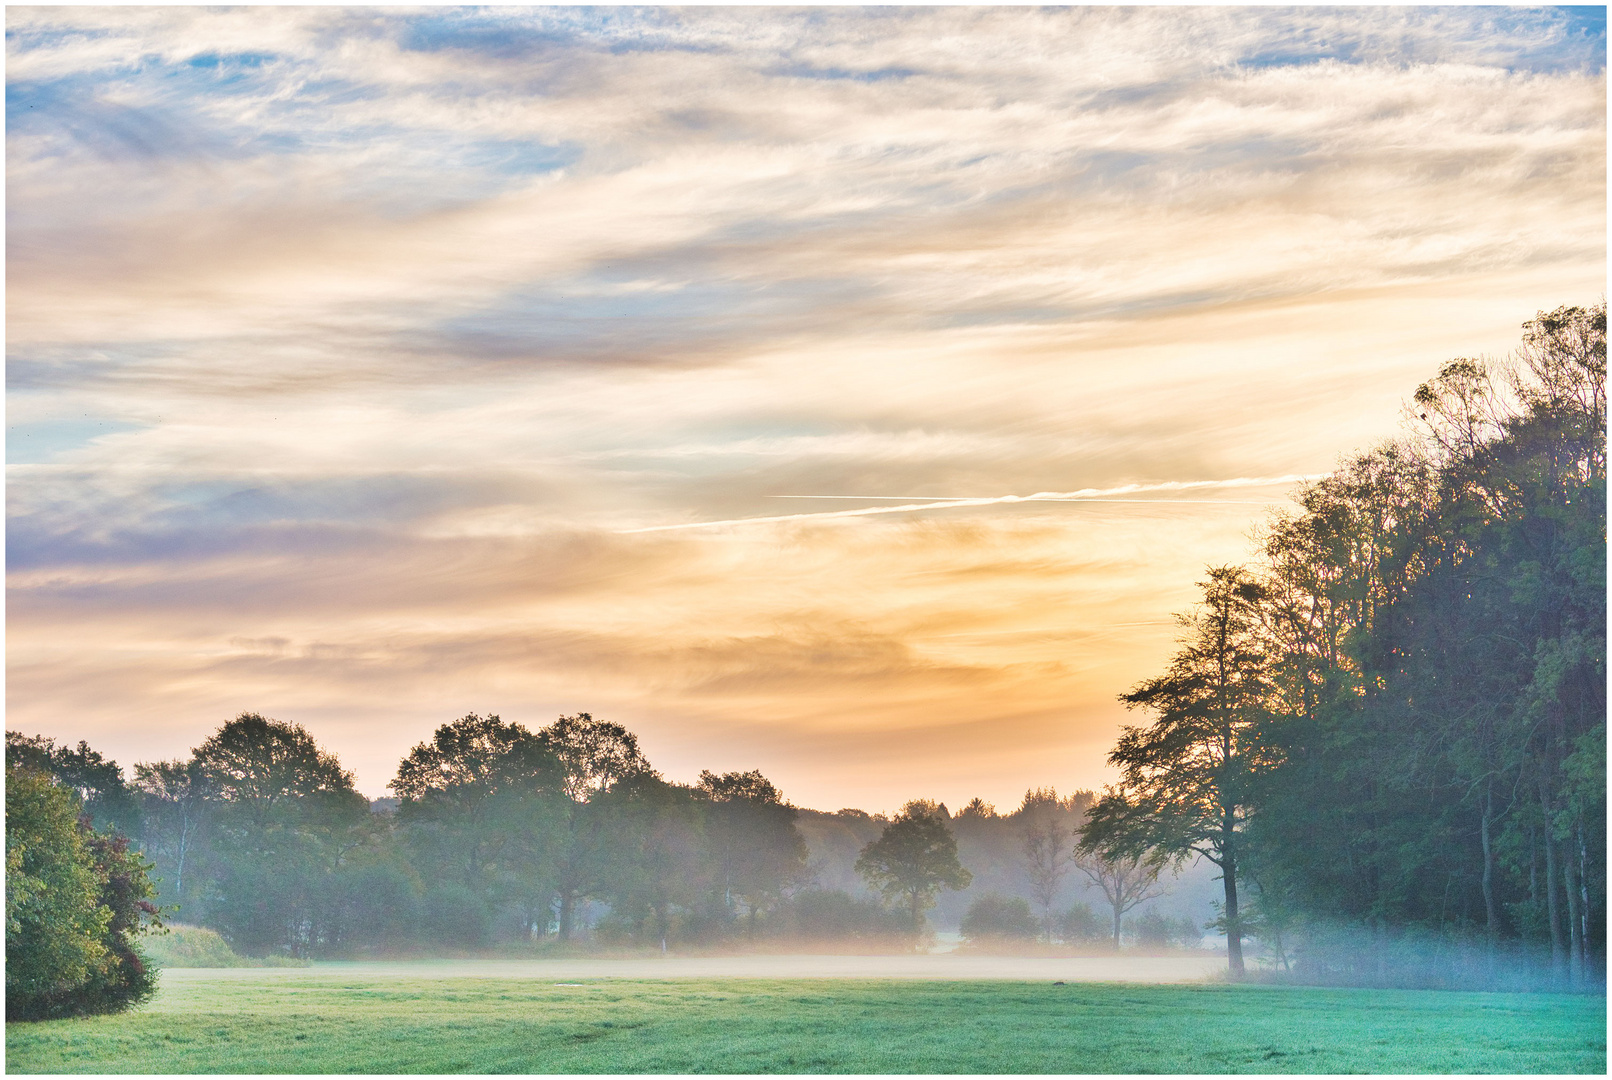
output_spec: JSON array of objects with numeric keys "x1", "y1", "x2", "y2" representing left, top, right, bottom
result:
[{"x1": 618, "y1": 475, "x2": 1319, "y2": 532}]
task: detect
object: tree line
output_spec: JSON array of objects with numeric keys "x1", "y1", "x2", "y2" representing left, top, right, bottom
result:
[
  {"x1": 1080, "y1": 303, "x2": 1606, "y2": 990},
  {"x1": 9, "y1": 709, "x2": 1202, "y2": 1019},
  {"x1": 17, "y1": 710, "x2": 1080, "y2": 1006}
]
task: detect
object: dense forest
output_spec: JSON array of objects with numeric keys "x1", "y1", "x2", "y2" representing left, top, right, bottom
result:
[
  {"x1": 7, "y1": 303, "x2": 1603, "y2": 1013},
  {"x1": 1083, "y1": 303, "x2": 1605, "y2": 991}
]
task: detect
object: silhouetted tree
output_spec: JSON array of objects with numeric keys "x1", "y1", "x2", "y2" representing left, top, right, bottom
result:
[
  {"x1": 855, "y1": 800, "x2": 972, "y2": 933},
  {"x1": 1071, "y1": 848, "x2": 1166, "y2": 950},
  {"x1": 1081, "y1": 567, "x2": 1275, "y2": 976},
  {"x1": 190, "y1": 714, "x2": 369, "y2": 956},
  {"x1": 698, "y1": 770, "x2": 807, "y2": 935},
  {"x1": 539, "y1": 713, "x2": 657, "y2": 939},
  {"x1": 1016, "y1": 787, "x2": 1074, "y2": 940},
  {"x1": 391, "y1": 714, "x2": 566, "y2": 933}
]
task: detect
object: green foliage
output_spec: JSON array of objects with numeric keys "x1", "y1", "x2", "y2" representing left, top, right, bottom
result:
[
  {"x1": 6, "y1": 765, "x2": 161, "y2": 1021},
  {"x1": 855, "y1": 800, "x2": 972, "y2": 931},
  {"x1": 1056, "y1": 901, "x2": 1105, "y2": 944},
  {"x1": 697, "y1": 770, "x2": 807, "y2": 935},
  {"x1": 7, "y1": 767, "x2": 110, "y2": 1014},
  {"x1": 6, "y1": 732, "x2": 140, "y2": 834},
  {"x1": 6, "y1": 971, "x2": 1604, "y2": 1074},
  {"x1": 1106, "y1": 300, "x2": 1612, "y2": 989},
  {"x1": 959, "y1": 893, "x2": 1039, "y2": 942},
  {"x1": 391, "y1": 713, "x2": 565, "y2": 933},
  {"x1": 768, "y1": 889, "x2": 913, "y2": 943}
]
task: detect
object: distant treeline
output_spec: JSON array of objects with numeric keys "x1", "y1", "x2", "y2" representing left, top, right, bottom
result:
[
  {"x1": 1082, "y1": 303, "x2": 1606, "y2": 991},
  {"x1": 10, "y1": 716, "x2": 1174, "y2": 964}
]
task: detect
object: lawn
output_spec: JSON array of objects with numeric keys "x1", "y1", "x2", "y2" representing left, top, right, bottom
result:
[{"x1": 7, "y1": 965, "x2": 1605, "y2": 1073}]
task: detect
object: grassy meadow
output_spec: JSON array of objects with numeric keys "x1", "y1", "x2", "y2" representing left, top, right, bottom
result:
[{"x1": 6, "y1": 964, "x2": 1605, "y2": 1074}]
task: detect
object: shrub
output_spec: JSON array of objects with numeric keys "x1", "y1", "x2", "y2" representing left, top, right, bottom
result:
[
  {"x1": 772, "y1": 889, "x2": 914, "y2": 942},
  {"x1": 143, "y1": 924, "x2": 311, "y2": 968},
  {"x1": 960, "y1": 893, "x2": 1039, "y2": 942},
  {"x1": 1056, "y1": 901, "x2": 1105, "y2": 944},
  {"x1": 1126, "y1": 908, "x2": 1202, "y2": 949},
  {"x1": 6, "y1": 766, "x2": 162, "y2": 1020}
]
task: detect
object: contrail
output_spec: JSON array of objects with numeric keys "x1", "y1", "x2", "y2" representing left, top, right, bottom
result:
[{"x1": 616, "y1": 474, "x2": 1316, "y2": 534}]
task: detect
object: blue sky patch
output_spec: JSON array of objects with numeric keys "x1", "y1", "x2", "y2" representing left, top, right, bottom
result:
[{"x1": 6, "y1": 419, "x2": 144, "y2": 464}]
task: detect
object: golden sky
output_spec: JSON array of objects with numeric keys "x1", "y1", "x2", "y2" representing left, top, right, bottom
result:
[{"x1": 7, "y1": 7, "x2": 1606, "y2": 812}]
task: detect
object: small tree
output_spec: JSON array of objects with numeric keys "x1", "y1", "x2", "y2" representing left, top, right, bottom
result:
[
  {"x1": 1056, "y1": 901, "x2": 1105, "y2": 944},
  {"x1": 1017, "y1": 788, "x2": 1073, "y2": 940},
  {"x1": 855, "y1": 800, "x2": 972, "y2": 933},
  {"x1": 1071, "y1": 847, "x2": 1166, "y2": 950},
  {"x1": 960, "y1": 893, "x2": 1040, "y2": 945}
]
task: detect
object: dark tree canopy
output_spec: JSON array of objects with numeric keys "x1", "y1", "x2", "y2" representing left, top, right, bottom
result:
[
  {"x1": 393, "y1": 713, "x2": 561, "y2": 811},
  {"x1": 855, "y1": 799, "x2": 972, "y2": 932},
  {"x1": 6, "y1": 731, "x2": 140, "y2": 834},
  {"x1": 390, "y1": 714, "x2": 565, "y2": 919},
  {"x1": 194, "y1": 713, "x2": 365, "y2": 828},
  {"x1": 1082, "y1": 565, "x2": 1274, "y2": 975},
  {"x1": 698, "y1": 769, "x2": 783, "y2": 804},
  {"x1": 540, "y1": 713, "x2": 656, "y2": 803}
]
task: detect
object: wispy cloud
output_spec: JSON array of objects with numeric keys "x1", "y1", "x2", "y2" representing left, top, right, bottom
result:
[{"x1": 6, "y1": 7, "x2": 1603, "y2": 808}]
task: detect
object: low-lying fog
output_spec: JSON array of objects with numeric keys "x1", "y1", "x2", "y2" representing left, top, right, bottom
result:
[{"x1": 160, "y1": 954, "x2": 1226, "y2": 983}]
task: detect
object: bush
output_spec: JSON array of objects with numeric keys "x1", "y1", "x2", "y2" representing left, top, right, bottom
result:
[
  {"x1": 417, "y1": 881, "x2": 491, "y2": 948},
  {"x1": 960, "y1": 893, "x2": 1039, "y2": 942},
  {"x1": 6, "y1": 766, "x2": 162, "y2": 1020},
  {"x1": 1126, "y1": 908, "x2": 1202, "y2": 949},
  {"x1": 140, "y1": 924, "x2": 311, "y2": 968},
  {"x1": 1056, "y1": 901, "x2": 1106, "y2": 944},
  {"x1": 772, "y1": 889, "x2": 914, "y2": 942}
]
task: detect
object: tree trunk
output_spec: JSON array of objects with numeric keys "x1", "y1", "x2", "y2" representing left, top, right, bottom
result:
[
  {"x1": 1224, "y1": 857, "x2": 1245, "y2": 978},
  {"x1": 1543, "y1": 823, "x2": 1566, "y2": 988},
  {"x1": 1480, "y1": 782, "x2": 1498, "y2": 947},
  {"x1": 1222, "y1": 806, "x2": 1244, "y2": 978},
  {"x1": 654, "y1": 900, "x2": 669, "y2": 947},
  {"x1": 1112, "y1": 900, "x2": 1123, "y2": 951},
  {"x1": 1563, "y1": 835, "x2": 1584, "y2": 990},
  {"x1": 558, "y1": 890, "x2": 575, "y2": 941},
  {"x1": 1577, "y1": 820, "x2": 1592, "y2": 980}
]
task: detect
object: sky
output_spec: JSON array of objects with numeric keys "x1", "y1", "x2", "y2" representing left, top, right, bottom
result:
[{"x1": 6, "y1": 6, "x2": 1606, "y2": 813}]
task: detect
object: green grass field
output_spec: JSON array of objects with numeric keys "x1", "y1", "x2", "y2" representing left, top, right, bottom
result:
[{"x1": 7, "y1": 966, "x2": 1605, "y2": 1074}]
